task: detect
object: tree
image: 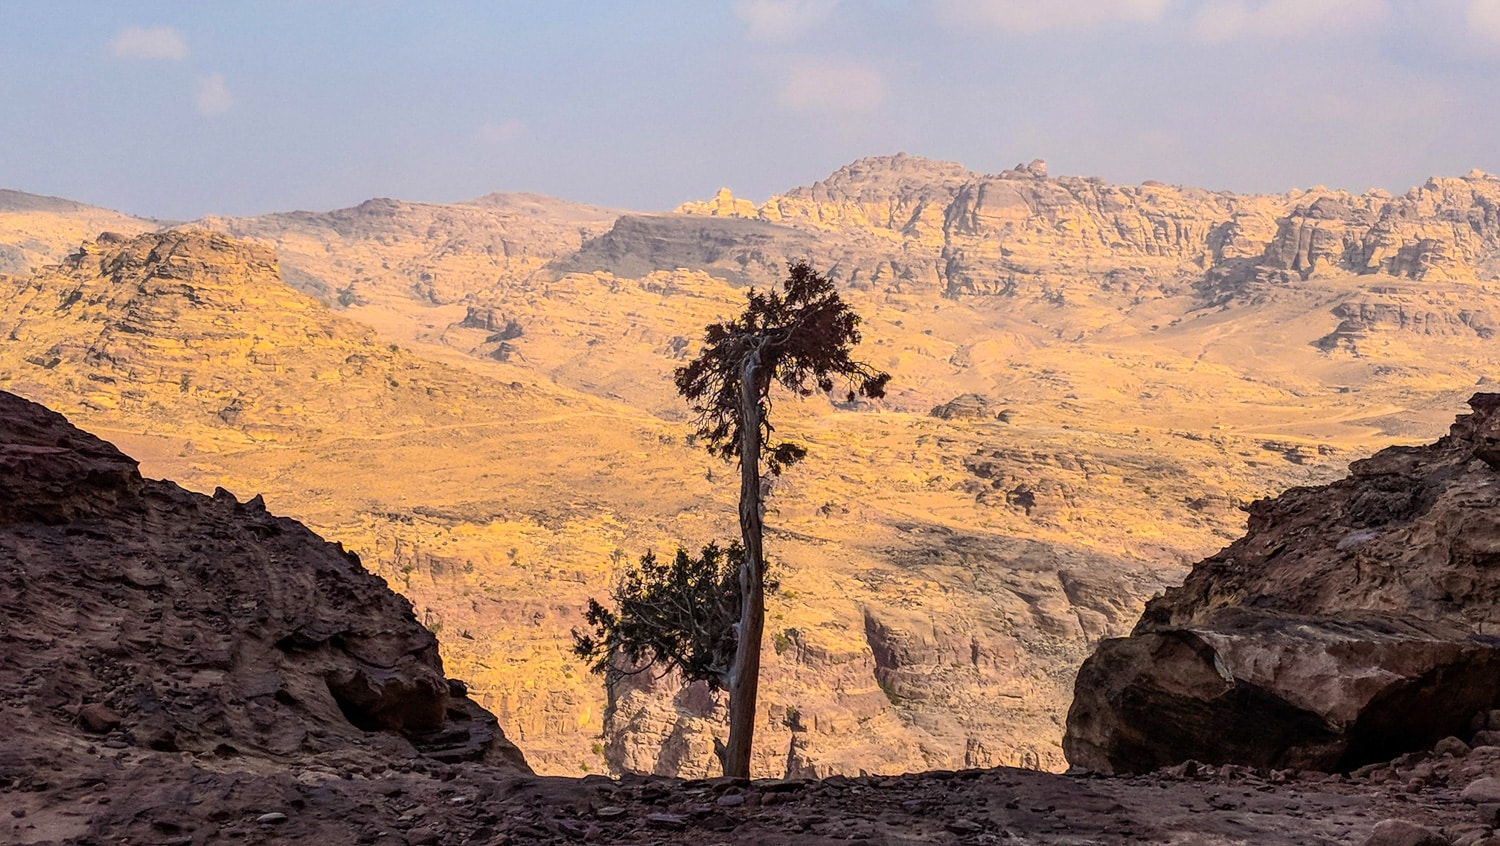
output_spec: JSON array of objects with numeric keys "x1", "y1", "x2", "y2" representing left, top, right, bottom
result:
[
  {"x1": 574, "y1": 261, "x2": 887, "y2": 777},
  {"x1": 573, "y1": 542, "x2": 743, "y2": 690}
]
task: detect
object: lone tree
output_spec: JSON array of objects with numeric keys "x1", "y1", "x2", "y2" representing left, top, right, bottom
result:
[{"x1": 574, "y1": 261, "x2": 888, "y2": 778}]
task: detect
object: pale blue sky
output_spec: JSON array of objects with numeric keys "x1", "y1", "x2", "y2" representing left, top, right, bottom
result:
[{"x1": 3, "y1": 0, "x2": 1499, "y2": 218}]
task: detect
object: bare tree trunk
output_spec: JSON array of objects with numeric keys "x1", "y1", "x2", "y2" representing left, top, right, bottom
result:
[{"x1": 723, "y1": 348, "x2": 766, "y2": 778}]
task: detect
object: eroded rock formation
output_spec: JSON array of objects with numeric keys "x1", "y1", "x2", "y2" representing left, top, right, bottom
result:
[
  {"x1": 1064, "y1": 393, "x2": 1500, "y2": 774},
  {"x1": 0, "y1": 390, "x2": 527, "y2": 770}
]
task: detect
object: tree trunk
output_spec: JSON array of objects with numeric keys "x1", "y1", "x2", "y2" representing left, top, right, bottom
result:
[{"x1": 723, "y1": 348, "x2": 766, "y2": 778}]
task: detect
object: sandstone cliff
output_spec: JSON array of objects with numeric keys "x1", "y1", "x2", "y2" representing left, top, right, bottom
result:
[{"x1": 675, "y1": 155, "x2": 1500, "y2": 303}]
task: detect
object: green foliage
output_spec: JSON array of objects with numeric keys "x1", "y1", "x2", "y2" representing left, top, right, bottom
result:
[
  {"x1": 772, "y1": 627, "x2": 801, "y2": 655},
  {"x1": 572, "y1": 542, "x2": 745, "y2": 689},
  {"x1": 673, "y1": 261, "x2": 890, "y2": 475}
]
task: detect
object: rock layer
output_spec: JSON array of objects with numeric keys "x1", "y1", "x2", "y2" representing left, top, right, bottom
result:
[{"x1": 1064, "y1": 394, "x2": 1500, "y2": 774}]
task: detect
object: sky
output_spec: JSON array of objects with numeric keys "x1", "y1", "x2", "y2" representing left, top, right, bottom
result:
[{"x1": 3, "y1": 0, "x2": 1500, "y2": 219}]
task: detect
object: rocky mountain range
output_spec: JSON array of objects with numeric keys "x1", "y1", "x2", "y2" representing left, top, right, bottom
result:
[{"x1": 4, "y1": 154, "x2": 1500, "y2": 781}]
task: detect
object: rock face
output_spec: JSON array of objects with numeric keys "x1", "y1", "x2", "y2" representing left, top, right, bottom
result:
[
  {"x1": 0, "y1": 390, "x2": 527, "y2": 769},
  {"x1": 1064, "y1": 394, "x2": 1500, "y2": 774},
  {"x1": 673, "y1": 155, "x2": 1500, "y2": 299},
  {"x1": 930, "y1": 393, "x2": 1009, "y2": 421}
]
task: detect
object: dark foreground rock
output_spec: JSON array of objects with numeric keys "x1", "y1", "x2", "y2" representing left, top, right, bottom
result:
[
  {"x1": 1065, "y1": 393, "x2": 1500, "y2": 775},
  {"x1": 0, "y1": 389, "x2": 527, "y2": 777}
]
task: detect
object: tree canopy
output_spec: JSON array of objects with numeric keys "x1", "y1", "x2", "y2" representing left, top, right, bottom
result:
[{"x1": 674, "y1": 261, "x2": 890, "y2": 474}]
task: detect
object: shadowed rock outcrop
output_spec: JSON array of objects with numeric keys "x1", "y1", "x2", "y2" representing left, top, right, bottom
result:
[
  {"x1": 0, "y1": 390, "x2": 528, "y2": 770},
  {"x1": 1064, "y1": 393, "x2": 1500, "y2": 774}
]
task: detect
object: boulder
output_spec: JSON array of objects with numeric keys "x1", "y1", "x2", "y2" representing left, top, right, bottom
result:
[
  {"x1": 1360, "y1": 820, "x2": 1451, "y2": 846},
  {"x1": 930, "y1": 394, "x2": 1008, "y2": 421},
  {"x1": 1065, "y1": 394, "x2": 1500, "y2": 774},
  {"x1": 1065, "y1": 612, "x2": 1500, "y2": 772}
]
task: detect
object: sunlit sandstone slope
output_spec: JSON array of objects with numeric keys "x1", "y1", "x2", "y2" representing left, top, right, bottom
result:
[{"x1": 5, "y1": 156, "x2": 1500, "y2": 777}]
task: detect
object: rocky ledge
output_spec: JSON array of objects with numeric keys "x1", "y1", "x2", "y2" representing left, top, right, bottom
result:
[
  {"x1": 1065, "y1": 393, "x2": 1500, "y2": 775},
  {"x1": 0, "y1": 389, "x2": 526, "y2": 787}
]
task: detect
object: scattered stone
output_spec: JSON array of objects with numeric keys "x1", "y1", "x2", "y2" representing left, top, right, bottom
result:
[
  {"x1": 404, "y1": 826, "x2": 440, "y2": 845},
  {"x1": 256, "y1": 812, "x2": 289, "y2": 825},
  {"x1": 594, "y1": 806, "x2": 627, "y2": 821},
  {"x1": 1436, "y1": 737, "x2": 1472, "y2": 758},
  {"x1": 1463, "y1": 778, "x2": 1500, "y2": 804},
  {"x1": 715, "y1": 793, "x2": 745, "y2": 807},
  {"x1": 1360, "y1": 819, "x2": 1450, "y2": 846},
  {"x1": 1164, "y1": 760, "x2": 1200, "y2": 779},
  {"x1": 945, "y1": 819, "x2": 984, "y2": 834},
  {"x1": 646, "y1": 813, "x2": 688, "y2": 831},
  {"x1": 78, "y1": 703, "x2": 121, "y2": 734}
]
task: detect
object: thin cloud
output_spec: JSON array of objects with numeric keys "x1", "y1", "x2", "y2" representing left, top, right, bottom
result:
[
  {"x1": 1191, "y1": 0, "x2": 1389, "y2": 43},
  {"x1": 109, "y1": 25, "x2": 188, "y2": 60},
  {"x1": 476, "y1": 119, "x2": 526, "y2": 143},
  {"x1": 735, "y1": 0, "x2": 839, "y2": 41},
  {"x1": 1469, "y1": 0, "x2": 1500, "y2": 43},
  {"x1": 777, "y1": 59, "x2": 885, "y2": 114},
  {"x1": 939, "y1": 0, "x2": 1172, "y2": 34},
  {"x1": 195, "y1": 73, "x2": 233, "y2": 117}
]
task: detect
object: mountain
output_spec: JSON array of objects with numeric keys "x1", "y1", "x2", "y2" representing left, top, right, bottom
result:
[
  {"x1": 0, "y1": 189, "x2": 155, "y2": 275},
  {"x1": 197, "y1": 194, "x2": 620, "y2": 306},
  {"x1": 4, "y1": 156, "x2": 1500, "y2": 779}
]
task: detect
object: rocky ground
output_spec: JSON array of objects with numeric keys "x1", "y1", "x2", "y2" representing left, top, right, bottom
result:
[{"x1": 4, "y1": 733, "x2": 1496, "y2": 844}]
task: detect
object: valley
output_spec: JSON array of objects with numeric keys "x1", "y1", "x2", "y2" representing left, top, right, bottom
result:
[{"x1": 3, "y1": 155, "x2": 1498, "y2": 778}]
